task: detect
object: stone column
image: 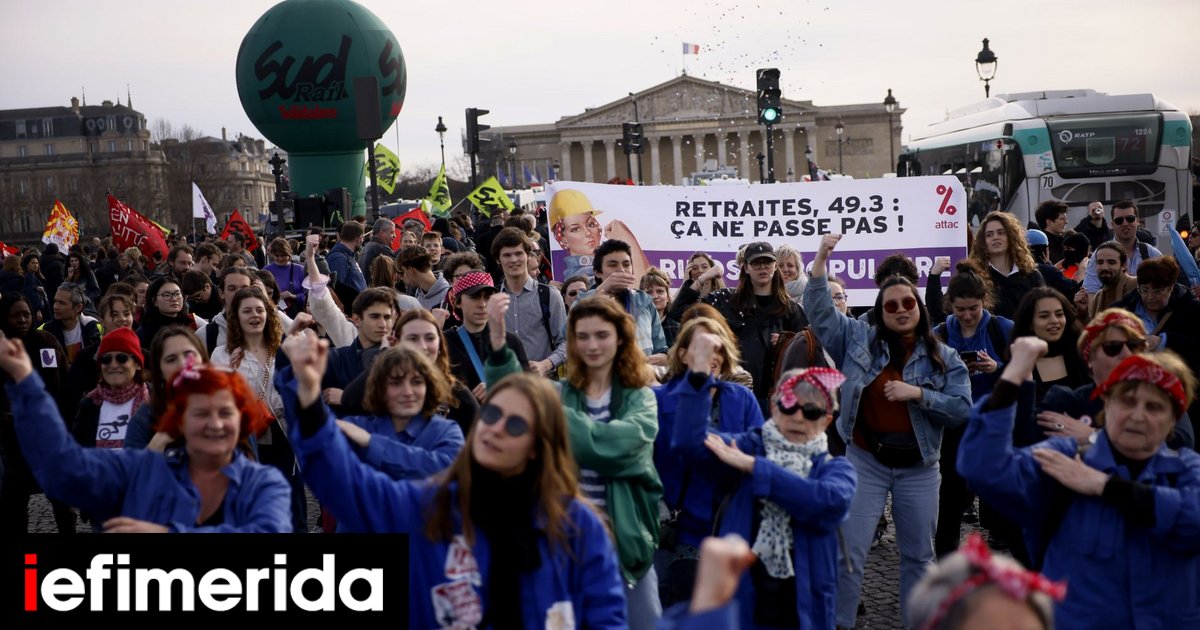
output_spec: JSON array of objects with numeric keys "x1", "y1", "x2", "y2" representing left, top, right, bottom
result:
[
  {"x1": 670, "y1": 135, "x2": 684, "y2": 186},
  {"x1": 716, "y1": 133, "x2": 728, "y2": 168},
  {"x1": 784, "y1": 128, "x2": 796, "y2": 181},
  {"x1": 738, "y1": 131, "x2": 751, "y2": 180},
  {"x1": 581, "y1": 140, "x2": 595, "y2": 183},
  {"x1": 648, "y1": 136, "x2": 662, "y2": 185},
  {"x1": 560, "y1": 142, "x2": 572, "y2": 181},
  {"x1": 693, "y1": 133, "x2": 706, "y2": 174},
  {"x1": 604, "y1": 139, "x2": 617, "y2": 181}
]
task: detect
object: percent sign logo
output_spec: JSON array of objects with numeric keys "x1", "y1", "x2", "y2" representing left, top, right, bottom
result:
[{"x1": 935, "y1": 185, "x2": 957, "y2": 215}]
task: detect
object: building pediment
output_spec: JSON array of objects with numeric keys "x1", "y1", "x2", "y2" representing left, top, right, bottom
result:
[{"x1": 557, "y1": 75, "x2": 816, "y2": 130}]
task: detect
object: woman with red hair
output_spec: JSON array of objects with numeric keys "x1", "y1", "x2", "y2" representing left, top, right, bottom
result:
[{"x1": 0, "y1": 336, "x2": 292, "y2": 532}]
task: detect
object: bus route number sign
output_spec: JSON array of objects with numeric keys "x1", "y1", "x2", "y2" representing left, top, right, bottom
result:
[{"x1": 1041, "y1": 175, "x2": 1054, "y2": 189}]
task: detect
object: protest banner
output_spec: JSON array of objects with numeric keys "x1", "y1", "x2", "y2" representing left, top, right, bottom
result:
[
  {"x1": 426, "y1": 164, "x2": 452, "y2": 216},
  {"x1": 108, "y1": 194, "x2": 169, "y2": 262},
  {"x1": 545, "y1": 177, "x2": 968, "y2": 306}
]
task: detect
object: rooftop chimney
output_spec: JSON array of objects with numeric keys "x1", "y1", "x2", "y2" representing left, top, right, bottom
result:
[
  {"x1": 70, "y1": 97, "x2": 80, "y2": 113},
  {"x1": 101, "y1": 99, "x2": 114, "y2": 107},
  {"x1": 222, "y1": 127, "x2": 227, "y2": 141}
]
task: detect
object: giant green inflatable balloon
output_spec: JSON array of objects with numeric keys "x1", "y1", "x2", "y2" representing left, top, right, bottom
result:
[{"x1": 236, "y1": 0, "x2": 406, "y2": 218}]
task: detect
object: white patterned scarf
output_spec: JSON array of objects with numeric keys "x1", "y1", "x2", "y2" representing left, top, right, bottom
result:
[{"x1": 752, "y1": 420, "x2": 829, "y2": 579}]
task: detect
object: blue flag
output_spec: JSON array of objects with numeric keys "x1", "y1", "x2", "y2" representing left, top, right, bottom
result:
[
  {"x1": 498, "y1": 170, "x2": 508, "y2": 188},
  {"x1": 524, "y1": 165, "x2": 539, "y2": 186},
  {"x1": 547, "y1": 162, "x2": 556, "y2": 181},
  {"x1": 1169, "y1": 225, "x2": 1200, "y2": 286}
]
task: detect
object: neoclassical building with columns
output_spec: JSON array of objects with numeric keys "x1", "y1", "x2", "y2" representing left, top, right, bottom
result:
[{"x1": 480, "y1": 74, "x2": 903, "y2": 186}]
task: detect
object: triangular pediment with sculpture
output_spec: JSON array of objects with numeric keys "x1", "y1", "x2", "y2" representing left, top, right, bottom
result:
[{"x1": 557, "y1": 75, "x2": 816, "y2": 129}]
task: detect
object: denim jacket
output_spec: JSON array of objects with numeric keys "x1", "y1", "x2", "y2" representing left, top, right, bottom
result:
[{"x1": 802, "y1": 275, "x2": 971, "y2": 464}]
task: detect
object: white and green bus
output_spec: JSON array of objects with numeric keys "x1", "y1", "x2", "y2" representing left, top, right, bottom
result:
[{"x1": 898, "y1": 89, "x2": 1193, "y2": 247}]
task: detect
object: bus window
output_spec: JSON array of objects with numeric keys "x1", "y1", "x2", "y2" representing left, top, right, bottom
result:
[{"x1": 1046, "y1": 113, "x2": 1161, "y2": 177}]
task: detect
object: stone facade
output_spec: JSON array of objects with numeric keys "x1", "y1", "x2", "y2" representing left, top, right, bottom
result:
[
  {"x1": 160, "y1": 130, "x2": 278, "y2": 231},
  {"x1": 479, "y1": 75, "x2": 903, "y2": 186},
  {"x1": 0, "y1": 97, "x2": 167, "y2": 241}
]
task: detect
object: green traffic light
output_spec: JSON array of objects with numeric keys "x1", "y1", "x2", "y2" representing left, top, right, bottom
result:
[{"x1": 763, "y1": 108, "x2": 779, "y2": 123}]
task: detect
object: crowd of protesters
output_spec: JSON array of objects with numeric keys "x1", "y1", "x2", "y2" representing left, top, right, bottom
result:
[{"x1": 1, "y1": 196, "x2": 1198, "y2": 629}]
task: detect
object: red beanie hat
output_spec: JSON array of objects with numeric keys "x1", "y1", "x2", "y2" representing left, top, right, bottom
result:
[{"x1": 95, "y1": 327, "x2": 144, "y2": 366}]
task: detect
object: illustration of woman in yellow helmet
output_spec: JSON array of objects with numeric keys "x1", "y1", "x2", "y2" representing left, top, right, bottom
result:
[{"x1": 550, "y1": 188, "x2": 649, "y2": 282}]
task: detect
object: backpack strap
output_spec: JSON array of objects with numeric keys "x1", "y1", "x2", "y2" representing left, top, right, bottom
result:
[
  {"x1": 985, "y1": 316, "x2": 1010, "y2": 363},
  {"x1": 1138, "y1": 240, "x2": 1149, "y2": 261},
  {"x1": 933, "y1": 322, "x2": 948, "y2": 343},
  {"x1": 537, "y1": 282, "x2": 554, "y2": 343}
]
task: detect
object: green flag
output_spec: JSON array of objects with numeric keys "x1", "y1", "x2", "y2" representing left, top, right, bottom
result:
[
  {"x1": 466, "y1": 176, "x2": 514, "y2": 218},
  {"x1": 426, "y1": 164, "x2": 452, "y2": 216},
  {"x1": 365, "y1": 144, "x2": 401, "y2": 195}
]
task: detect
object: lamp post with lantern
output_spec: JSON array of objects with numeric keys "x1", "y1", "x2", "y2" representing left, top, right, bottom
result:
[{"x1": 975, "y1": 38, "x2": 998, "y2": 98}]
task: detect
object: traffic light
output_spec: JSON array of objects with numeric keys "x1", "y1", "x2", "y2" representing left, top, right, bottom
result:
[
  {"x1": 622, "y1": 122, "x2": 644, "y2": 155},
  {"x1": 756, "y1": 68, "x2": 782, "y2": 126},
  {"x1": 465, "y1": 108, "x2": 490, "y2": 154}
]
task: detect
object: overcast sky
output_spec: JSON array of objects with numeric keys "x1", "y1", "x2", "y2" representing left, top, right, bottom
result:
[{"x1": 4, "y1": 0, "x2": 1197, "y2": 173}]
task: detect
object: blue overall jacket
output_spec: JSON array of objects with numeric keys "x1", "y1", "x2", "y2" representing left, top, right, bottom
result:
[
  {"x1": 6, "y1": 371, "x2": 292, "y2": 532},
  {"x1": 276, "y1": 368, "x2": 628, "y2": 628},
  {"x1": 670, "y1": 372, "x2": 856, "y2": 629},
  {"x1": 959, "y1": 396, "x2": 1200, "y2": 628}
]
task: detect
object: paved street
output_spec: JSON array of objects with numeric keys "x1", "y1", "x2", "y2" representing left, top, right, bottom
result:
[{"x1": 29, "y1": 491, "x2": 986, "y2": 629}]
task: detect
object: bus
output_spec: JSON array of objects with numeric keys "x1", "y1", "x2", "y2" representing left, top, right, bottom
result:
[{"x1": 897, "y1": 89, "x2": 1193, "y2": 250}]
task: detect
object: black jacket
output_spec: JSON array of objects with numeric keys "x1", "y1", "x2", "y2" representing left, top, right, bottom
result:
[
  {"x1": 1073, "y1": 216, "x2": 1112, "y2": 251},
  {"x1": 987, "y1": 266, "x2": 1045, "y2": 319}
]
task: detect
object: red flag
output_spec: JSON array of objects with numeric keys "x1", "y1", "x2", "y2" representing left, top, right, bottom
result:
[
  {"x1": 0, "y1": 240, "x2": 17, "y2": 257},
  {"x1": 391, "y1": 207, "x2": 432, "y2": 250},
  {"x1": 108, "y1": 194, "x2": 169, "y2": 263},
  {"x1": 220, "y1": 209, "x2": 259, "y2": 251}
]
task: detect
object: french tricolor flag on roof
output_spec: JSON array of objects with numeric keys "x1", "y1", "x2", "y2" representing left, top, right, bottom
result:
[{"x1": 682, "y1": 42, "x2": 700, "y2": 55}]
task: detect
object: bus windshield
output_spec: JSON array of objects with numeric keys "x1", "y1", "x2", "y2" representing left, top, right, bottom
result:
[{"x1": 1046, "y1": 113, "x2": 1161, "y2": 177}]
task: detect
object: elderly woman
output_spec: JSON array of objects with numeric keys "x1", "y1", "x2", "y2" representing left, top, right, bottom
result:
[
  {"x1": 670, "y1": 332, "x2": 855, "y2": 629},
  {"x1": 909, "y1": 533, "x2": 1063, "y2": 630},
  {"x1": 0, "y1": 337, "x2": 291, "y2": 532},
  {"x1": 959, "y1": 336, "x2": 1200, "y2": 627}
]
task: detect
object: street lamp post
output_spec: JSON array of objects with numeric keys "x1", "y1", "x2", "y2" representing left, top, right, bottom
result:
[
  {"x1": 434, "y1": 116, "x2": 447, "y2": 167},
  {"x1": 835, "y1": 119, "x2": 845, "y2": 174},
  {"x1": 507, "y1": 140, "x2": 518, "y2": 190},
  {"x1": 975, "y1": 38, "x2": 998, "y2": 98},
  {"x1": 268, "y1": 151, "x2": 287, "y2": 238},
  {"x1": 883, "y1": 89, "x2": 897, "y2": 174},
  {"x1": 755, "y1": 152, "x2": 766, "y2": 183},
  {"x1": 805, "y1": 145, "x2": 815, "y2": 180}
]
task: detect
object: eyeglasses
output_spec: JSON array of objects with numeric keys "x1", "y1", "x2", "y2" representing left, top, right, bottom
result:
[
  {"x1": 1112, "y1": 215, "x2": 1137, "y2": 226},
  {"x1": 158, "y1": 291, "x2": 184, "y2": 300},
  {"x1": 479, "y1": 404, "x2": 530, "y2": 437},
  {"x1": 831, "y1": 294, "x2": 848, "y2": 303},
  {"x1": 100, "y1": 352, "x2": 132, "y2": 365},
  {"x1": 1099, "y1": 339, "x2": 1147, "y2": 357},
  {"x1": 883, "y1": 296, "x2": 918, "y2": 313},
  {"x1": 777, "y1": 399, "x2": 827, "y2": 421},
  {"x1": 1137, "y1": 285, "x2": 1171, "y2": 297}
]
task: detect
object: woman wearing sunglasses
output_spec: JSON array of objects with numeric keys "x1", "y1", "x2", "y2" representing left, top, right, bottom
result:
[
  {"x1": 276, "y1": 327, "x2": 627, "y2": 628},
  {"x1": 70, "y1": 327, "x2": 147, "y2": 450},
  {"x1": 669, "y1": 326, "x2": 855, "y2": 628},
  {"x1": 0, "y1": 336, "x2": 292, "y2": 533},
  {"x1": 959, "y1": 337, "x2": 1200, "y2": 628},
  {"x1": 136, "y1": 276, "x2": 206, "y2": 349},
  {"x1": 804, "y1": 233, "x2": 972, "y2": 628},
  {"x1": 1038, "y1": 308, "x2": 1194, "y2": 451}
]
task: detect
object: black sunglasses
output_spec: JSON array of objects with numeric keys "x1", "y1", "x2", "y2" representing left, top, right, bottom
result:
[
  {"x1": 100, "y1": 352, "x2": 132, "y2": 365},
  {"x1": 1112, "y1": 215, "x2": 1137, "y2": 225},
  {"x1": 777, "y1": 400, "x2": 827, "y2": 421},
  {"x1": 479, "y1": 404, "x2": 530, "y2": 437},
  {"x1": 1099, "y1": 339, "x2": 1146, "y2": 357}
]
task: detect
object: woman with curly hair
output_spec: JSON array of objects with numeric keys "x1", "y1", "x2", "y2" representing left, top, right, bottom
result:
[
  {"x1": 969, "y1": 211, "x2": 1045, "y2": 318},
  {"x1": 0, "y1": 336, "x2": 291, "y2": 533}
]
